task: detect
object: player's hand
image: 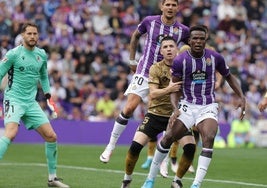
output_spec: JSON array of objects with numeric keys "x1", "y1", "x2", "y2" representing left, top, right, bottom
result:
[
  {"x1": 258, "y1": 97, "x2": 267, "y2": 112},
  {"x1": 168, "y1": 80, "x2": 182, "y2": 93},
  {"x1": 237, "y1": 97, "x2": 246, "y2": 120},
  {"x1": 168, "y1": 109, "x2": 180, "y2": 128},
  {"x1": 45, "y1": 94, "x2": 58, "y2": 119},
  {"x1": 0, "y1": 106, "x2": 2, "y2": 118}
]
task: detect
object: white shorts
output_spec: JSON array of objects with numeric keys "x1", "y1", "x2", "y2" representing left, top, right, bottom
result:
[
  {"x1": 178, "y1": 100, "x2": 219, "y2": 129},
  {"x1": 124, "y1": 74, "x2": 149, "y2": 101}
]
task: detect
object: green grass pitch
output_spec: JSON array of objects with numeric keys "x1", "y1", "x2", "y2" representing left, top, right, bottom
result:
[{"x1": 0, "y1": 144, "x2": 266, "y2": 188}]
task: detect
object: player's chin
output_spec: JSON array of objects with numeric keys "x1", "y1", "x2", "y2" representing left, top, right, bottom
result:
[{"x1": 194, "y1": 47, "x2": 203, "y2": 52}]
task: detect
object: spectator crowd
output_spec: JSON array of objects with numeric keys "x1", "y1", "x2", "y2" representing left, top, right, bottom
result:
[{"x1": 0, "y1": 0, "x2": 267, "y2": 133}]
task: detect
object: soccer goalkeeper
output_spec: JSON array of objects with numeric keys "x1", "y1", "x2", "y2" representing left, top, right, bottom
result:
[{"x1": 0, "y1": 22, "x2": 69, "y2": 188}]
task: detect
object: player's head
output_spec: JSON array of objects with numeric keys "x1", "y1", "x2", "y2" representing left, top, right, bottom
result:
[
  {"x1": 161, "y1": 0, "x2": 179, "y2": 4},
  {"x1": 198, "y1": 24, "x2": 209, "y2": 40},
  {"x1": 160, "y1": 36, "x2": 178, "y2": 62},
  {"x1": 161, "y1": 0, "x2": 179, "y2": 20},
  {"x1": 21, "y1": 22, "x2": 39, "y2": 49},
  {"x1": 188, "y1": 25, "x2": 207, "y2": 55}
]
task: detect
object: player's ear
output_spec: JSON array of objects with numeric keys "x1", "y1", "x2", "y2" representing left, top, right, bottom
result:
[{"x1": 188, "y1": 38, "x2": 192, "y2": 46}]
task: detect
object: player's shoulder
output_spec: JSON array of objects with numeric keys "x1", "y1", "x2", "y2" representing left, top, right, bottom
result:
[
  {"x1": 142, "y1": 15, "x2": 161, "y2": 22},
  {"x1": 5, "y1": 45, "x2": 22, "y2": 57},
  {"x1": 34, "y1": 46, "x2": 47, "y2": 57},
  {"x1": 174, "y1": 21, "x2": 189, "y2": 29},
  {"x1": 10, "y1": 45, "x2": 22, "y2": 53},
  {"x1": 179, "y1": 45, "x2": 190, "y2": 53},
  {"x1": 150, "y1": 60, "x2": 164, "y2": 72},
  {"x1": 153, "y1": 60, "x2": 165, "y2": 68},
  {"x1": 205, "y1": 48, "x2": 220, "y2": 56},
  {"x1": 204, "y1": 49, "x2": 224, "y2": 60},
  {"x1": 34, "y1": 46, "x2": 46, "y2": 53}
]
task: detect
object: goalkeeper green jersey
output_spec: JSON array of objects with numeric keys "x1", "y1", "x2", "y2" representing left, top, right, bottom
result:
[{"x1": 0, "y1": 45, "x2": 50, "y2": 103}]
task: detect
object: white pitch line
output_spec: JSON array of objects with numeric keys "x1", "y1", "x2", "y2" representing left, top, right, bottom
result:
[{"x1": 1, "y1": 162, "x2": 267, "y2": 187}]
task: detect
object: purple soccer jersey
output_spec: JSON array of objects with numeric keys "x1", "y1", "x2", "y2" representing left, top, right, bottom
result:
[
  {"x1": 172, "y1": 49, "x2": 230, "y2": 105},
  {"x1": 135, "y1": 15, "x2": 189, "y2": 78}
]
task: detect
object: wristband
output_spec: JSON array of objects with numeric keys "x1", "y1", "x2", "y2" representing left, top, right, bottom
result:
[
  {"x1": 45, "y1": 93, "x2": 51, "y2": 100},
  {"x1": 129, "y1": 59, "x2": 138, "y2": 66}
]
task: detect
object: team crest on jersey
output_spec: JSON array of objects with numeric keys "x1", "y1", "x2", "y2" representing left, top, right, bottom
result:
[
  {"x1": 1, "y1": 57, "x2": 8, "y2": 63},
  {"x1": 173, "y1": 27, "x2": 180, "y2": 35},
  {"x1": 206, "y1": 58, "x2": 212, "y2": 66},
  {"x1": 156, "y1": 34, "x2": 169, "y2": 46}
]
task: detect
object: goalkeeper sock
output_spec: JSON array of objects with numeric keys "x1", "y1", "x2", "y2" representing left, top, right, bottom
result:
[
  {"x1": 45, "y1": 142, "x2": 58, "y2": 175},
  {"x1": 0, "y1": 136, "x2": 11, "y2": 159}
]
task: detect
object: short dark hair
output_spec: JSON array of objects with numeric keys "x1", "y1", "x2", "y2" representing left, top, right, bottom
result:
[
  {"x1": 21, "y1": 22, "x2": 39, "y2": 33},
  {"x1": 162, "y1": 0, "x2": 179, "y2": 5},
  {"x1": 160, "y1": 35, "x2": 176, "y2": 45},
  {"x1": 189, "y1": 25, "x2": 207, "y2": 35}
]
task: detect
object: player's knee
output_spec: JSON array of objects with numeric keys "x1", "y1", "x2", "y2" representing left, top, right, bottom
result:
[
  {"x1": 158, "y1": 140, "x2": 172, "y2": 152},
  {"x1": 183, "y1": 143, "x2": 196, "y2": 160},
  {"x1": 115, "y1": 112, "x2": 130, "y2": 125},
  {"x1": 129, "y1": 141, "x2": 144, "y2": 156},
  {"x1": 44, "y1": 132, "x2": 57, "y2": 142},
  {"x1": 160, "y1": 135, "x2": 174, "y2": 149}
]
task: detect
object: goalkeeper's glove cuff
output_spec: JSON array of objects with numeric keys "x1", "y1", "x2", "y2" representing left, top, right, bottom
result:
[
  {"x1": 46, "y1": 96, "x2": 58, "y2": 118},
  {"x1": 45, "y1": 93, "x2": 51, "y2": 100}
]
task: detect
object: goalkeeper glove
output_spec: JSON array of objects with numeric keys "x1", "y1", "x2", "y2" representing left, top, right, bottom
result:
[{"x1": 45, "y1": 93, "x2": 58, "y2": 118}]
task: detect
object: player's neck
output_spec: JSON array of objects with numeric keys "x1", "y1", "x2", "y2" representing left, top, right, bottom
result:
[
  {"x1": 161, "y1": 16, "x2": 175, "y2": 25},
  {"x1": 163, "y1": 59, "x2": 172, "y2": 67},
  {"x1": 189, "y1": 49, "x2": 204, "y2": 58},
  {"x1": 22, "y1": 42, "x2": 35, "y2": 51}
]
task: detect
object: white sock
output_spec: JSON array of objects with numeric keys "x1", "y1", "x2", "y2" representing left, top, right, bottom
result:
[
  {"x1": 147, "y1": 143, "x2": 169, "y2": 180},
  {"x1": 173, "y1": 175, "x2": 181, "y2": 181},
  {"x1": 124, "y1": 174, "x2": 132, "y2": 181},
  {"x1": 49, "y1": 174, "x2": 56, "y2": 181},
  {"x1": 107, "y1": 116, "x2": 128, "y2": 150},
  {"x1": 193, "y1": 154, "x2": 212, "y2": 185}
]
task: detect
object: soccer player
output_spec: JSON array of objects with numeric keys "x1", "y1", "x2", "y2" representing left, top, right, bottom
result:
[
  {"x1": 0, "y1": 22, "x2": 69, "y2": 188},
  {"x1": 100, "y1": 0, "x2": 190, "y2": 163},
  {"x1": 141, "y1": 25, "x2": 246, "y2": 188},
  {"x1": 141, "y1": 137, "x2": 157, "y2": 169},
  {"x1": 121, "y1": 36, "x2": 195, "y2": 188},
  {"x1": 258, "y1": 92, "x2": 267, "y2": 112}
]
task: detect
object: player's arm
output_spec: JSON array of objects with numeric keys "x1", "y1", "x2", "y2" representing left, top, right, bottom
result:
[
  {"x1": 170, "y1": 76, "x2": 183, "y2": 111},
  {"x1": 39, "y1": 52, "x2": 50, "y2": 94},
  {"x1": 258, "y1": 92, "x2": 267, "y2": 112},
  {"x1": 128, "y1": 29, "x2": 142, "y2": 73},
  {"x1": 168, "y1": 76, "x2": 183, "y2": 128},
  {"x1": 215, "y1": 71, "x2": 223, "y2": 89},
  {"x1": 0, "y1": 51, "x2": 15, "y2": 83},
  {"x1": 149, "y1": 80, "x2": 182, "y2": 100},
  {"x1": 225, "y1": 74, "x2": 246, "y2": 120}
]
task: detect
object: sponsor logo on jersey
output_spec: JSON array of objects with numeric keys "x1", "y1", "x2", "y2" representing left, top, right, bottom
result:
[{"x1": 191, "y1": 70, "x2": 207, "y2": 84}]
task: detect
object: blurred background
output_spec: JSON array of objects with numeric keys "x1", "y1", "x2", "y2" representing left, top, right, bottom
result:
[{"x1": 0, "y1": 0, "x2": 267, "y2": 148}]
